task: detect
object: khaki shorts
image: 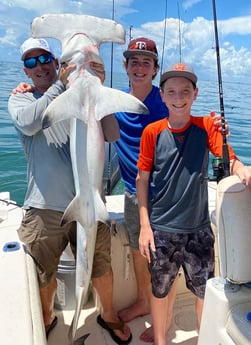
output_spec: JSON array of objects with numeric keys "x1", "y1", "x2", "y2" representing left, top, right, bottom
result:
[
  {"x1": 124, "y1": 190, "x2": 140, "y2": 249},
  {"x1": 18, "y1": 208, "x2": 111, "y2": 287},
  {"x1": 124, "y1": 190, "x2": 151, "y2": 250},
  {"x1": 92, "y1": 221, "x2": 111, "y2": 278}
]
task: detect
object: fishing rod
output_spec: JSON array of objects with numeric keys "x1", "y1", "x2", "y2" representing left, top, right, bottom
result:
[
  {"x1": 177, "y1": 1, "x2": 182, "y2": 63},
  {"x1": 212, "y1": 0, "x2": 230, "y2": 179}
]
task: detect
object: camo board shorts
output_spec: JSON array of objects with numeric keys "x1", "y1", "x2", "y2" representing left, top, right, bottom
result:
[
  {"x1": 150, "y1": 227, "x2": 215, "y2": 299},
  {"x1": 18, "y1": 208, "x2": 111, "y2": 287}
]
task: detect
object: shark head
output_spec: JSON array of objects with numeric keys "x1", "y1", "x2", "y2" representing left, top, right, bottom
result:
[{"x1": 31, "y1": 14, "x2": 125, "y2": 48}]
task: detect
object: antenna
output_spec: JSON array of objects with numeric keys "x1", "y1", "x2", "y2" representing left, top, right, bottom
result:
[
  {"x1": 160, "y1": 0, "x2": 168, "y2": 76},
  {"x1": 177, "y1": 1, "x2": 182, "y2": 63},
  {"x1": 106, "y1": 0, "x2": 115, "y2": 195},
  {"x1": 109, "y1": 0, "x2": 115, "y2": 88},
  {"x1": 129, "y1": 25, "x2": 133, "y2": 41}
]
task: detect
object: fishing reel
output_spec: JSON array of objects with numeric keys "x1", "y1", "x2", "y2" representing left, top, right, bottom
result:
[{"x1": 212, "y1": 156, "x2": 225, "y2": 182}]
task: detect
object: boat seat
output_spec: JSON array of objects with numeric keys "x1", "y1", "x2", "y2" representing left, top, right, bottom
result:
[
  {"x1": 226, "y1": 301, "x2": 251, "y2": 344},
  {"x1": 216, "y1": 175, "x2": 251, "y2": 283}
]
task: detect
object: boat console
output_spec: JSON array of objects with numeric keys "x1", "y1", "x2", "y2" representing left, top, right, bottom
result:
[{"x1": 198, "y1": 176, "x2": 251, "y2": 345}]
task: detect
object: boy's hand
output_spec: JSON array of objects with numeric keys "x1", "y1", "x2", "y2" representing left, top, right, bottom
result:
[
  {"x1": 234, "y1": 165, "x2": 251, "y2": 188},
  {"x1": 210, "y1": 111, "x2": 230, "y2": 136}
]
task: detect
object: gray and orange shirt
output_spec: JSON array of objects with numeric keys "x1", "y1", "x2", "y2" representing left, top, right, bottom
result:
[{"x1": 137, "y1": 115, "x2": 238, "y2": 234}]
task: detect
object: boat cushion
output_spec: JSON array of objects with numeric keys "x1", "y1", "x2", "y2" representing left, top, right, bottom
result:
[{"x1": 216, "y1": 175, "x2": 251, "y2": 283}]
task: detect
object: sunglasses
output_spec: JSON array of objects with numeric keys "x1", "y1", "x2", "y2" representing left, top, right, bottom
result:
[{"x1": 24, "y1": 53, "x2": 53, "y2": 69}]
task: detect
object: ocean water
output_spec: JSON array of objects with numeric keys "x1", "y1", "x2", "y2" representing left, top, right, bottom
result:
[{"x1": 1, "y1": 61, "x2": 251, "y2": 205}]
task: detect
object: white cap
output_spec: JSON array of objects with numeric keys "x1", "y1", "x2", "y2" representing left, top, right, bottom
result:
[
  {"x1": 160, "y1": 62, "x2": 198, "y2": 87},
  {"x1": 20, "y1": 38, "x2": 54, "y2": 60}
]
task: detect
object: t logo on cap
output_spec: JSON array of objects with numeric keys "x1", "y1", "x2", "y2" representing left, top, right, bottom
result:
[
  {"x1": 123, "y1": 37, "x2": 158, "y2": 60},
  {"x1": 134, "y1": 41, "x2": 147, "y2": 50}
]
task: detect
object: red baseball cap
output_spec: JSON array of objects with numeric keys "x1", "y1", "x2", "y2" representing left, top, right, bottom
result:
[{"x1": 123, "y1": 37, "x2": 158, "y2": 60}]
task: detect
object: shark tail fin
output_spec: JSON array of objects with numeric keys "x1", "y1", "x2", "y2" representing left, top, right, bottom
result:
[{"x1": 68, "y1": 286, "x2": 85, "y2": 343}]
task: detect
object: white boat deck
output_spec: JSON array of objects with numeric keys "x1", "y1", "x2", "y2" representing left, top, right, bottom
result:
[{"x1": 0, "y1": 182, "x2": 217, "y2": 345}]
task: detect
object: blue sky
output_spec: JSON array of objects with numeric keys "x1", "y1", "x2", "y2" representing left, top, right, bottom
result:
[{"x1": 1, "y1": 0, "x2": 251, "y2": 83}]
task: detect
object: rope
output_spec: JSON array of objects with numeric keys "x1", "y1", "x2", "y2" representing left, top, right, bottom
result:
[{"x1": 0, "y1": 198, "x2": 22, "y2": 208}]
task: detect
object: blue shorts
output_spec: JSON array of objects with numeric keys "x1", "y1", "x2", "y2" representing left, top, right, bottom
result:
[
  {"x1": 150, "y1": 227, "x2": 215, "y2": 299},
  {"x1": 124, "y1": 190, "x2": 140, "y2": 249}
]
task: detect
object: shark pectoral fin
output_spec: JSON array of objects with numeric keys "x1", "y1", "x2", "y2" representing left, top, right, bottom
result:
[
  {"x1": 42, "y1": 87, "x2": 83, "y2": 128},
  {"x1": 94, "y1": 86, "x2": 149, "y2": 121}
]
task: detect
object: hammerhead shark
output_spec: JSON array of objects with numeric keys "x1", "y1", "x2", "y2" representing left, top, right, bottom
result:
[{"x1": 31, "y1": 13, "x2": 148, "y2": 344}]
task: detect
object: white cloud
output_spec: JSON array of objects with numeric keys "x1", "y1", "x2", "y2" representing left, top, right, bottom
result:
[
  {"x1": 182, "y1": 0, "x2": 202, "y2": 11},
  {"x1": 1, "y1": 1, "x2": 251, "y2": 82},
  {"x1": 133, "y1": 15, "x2": 251, "y2": 83},
  {"x1": 220, "y1": 16, "x2": 251, "y2": 35}
]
